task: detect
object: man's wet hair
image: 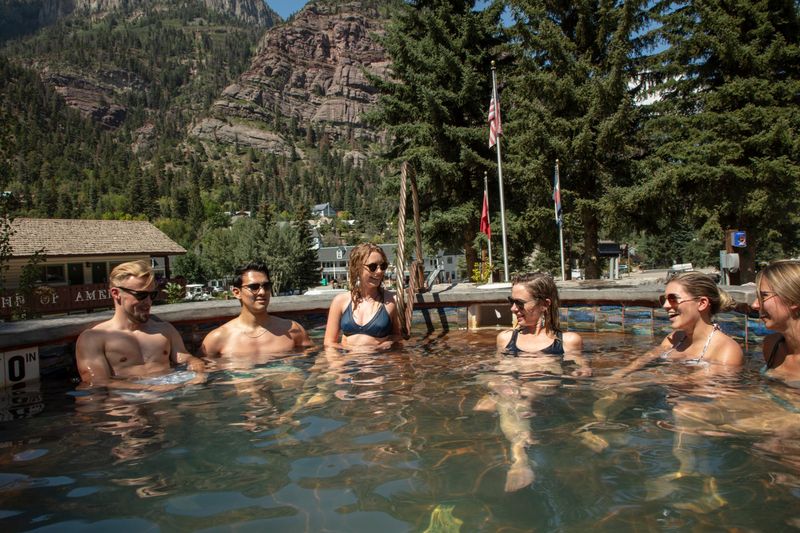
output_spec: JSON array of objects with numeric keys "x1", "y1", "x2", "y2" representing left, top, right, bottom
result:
[{"x1": 233, "y1": 261, "x2": 271, "y2": 287}]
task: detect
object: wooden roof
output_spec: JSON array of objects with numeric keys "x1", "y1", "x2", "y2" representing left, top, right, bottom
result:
[{"x1": 9, "y1": 218, "x2": 186, "y2": 258}]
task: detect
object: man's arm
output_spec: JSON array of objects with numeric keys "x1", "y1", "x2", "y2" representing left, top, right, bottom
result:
[
  {"x1": 200, "y1": 327, "x2": 226, "y2": 358},
  {"x1": 291, "y1": 321, "x2": 314, "y2": 348},
  {"x1": 75, "y1": 329, "x2": 113, "y2": 385},
  {"x1": 165, "y1": 323, "x2": 206, "y2": 371}
]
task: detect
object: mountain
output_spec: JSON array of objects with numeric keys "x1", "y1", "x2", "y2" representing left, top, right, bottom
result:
[
  {"x1": 1, "y1": 0, "x2": 271, "y2": 136},
  {"x1": 192, "y1": 0, "x2": 390, "y2": 153},
  {"x1": 0, "y1": 0, "x2": 397, "y2": 242},
  {"x1": 1, "y1": 0, "x2": 279, "y2": 40}
]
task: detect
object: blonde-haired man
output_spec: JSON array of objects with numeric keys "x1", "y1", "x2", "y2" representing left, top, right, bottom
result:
[{"x1": 76, "y1": 260, "x2": 204, "y2": 386}]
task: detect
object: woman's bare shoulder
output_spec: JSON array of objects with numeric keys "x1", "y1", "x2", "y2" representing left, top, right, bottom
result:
[{"x1": 562, "y1": 331, "x2": 583, "y2": 350}]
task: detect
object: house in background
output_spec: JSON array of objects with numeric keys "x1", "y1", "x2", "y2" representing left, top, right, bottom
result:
[
  {"x1": 317, "y1": 244, "x2": 463, "y2": 285},
  {"x1": 4, "y1": 218, "x2": 186, "y2": 289},
  {"x1": 312, "y1": 203, "x2": 337, "y2": 218}
]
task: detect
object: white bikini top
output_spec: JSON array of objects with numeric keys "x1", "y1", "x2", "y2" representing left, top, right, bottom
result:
[{"x1": 660, "y1": 323, "x2": 720, "y2": 364}]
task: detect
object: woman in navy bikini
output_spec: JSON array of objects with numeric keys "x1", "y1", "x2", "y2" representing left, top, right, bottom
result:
[
  {"x1": 324, "y1": 243, "x2": 401, "y2": 349},
  {"x1": 496, "y1": 272, "x2": 586, "y2": 364},
  {"x1": 476, "y1": 272, "x2": 588, "y2": 492}
]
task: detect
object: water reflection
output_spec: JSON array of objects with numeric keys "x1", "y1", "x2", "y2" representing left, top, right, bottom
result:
[{"x1": 1, "y1": 333, "x2": 800, "y2": 529}]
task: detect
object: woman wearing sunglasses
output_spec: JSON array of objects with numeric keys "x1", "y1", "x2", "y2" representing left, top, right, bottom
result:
[
  {"x1": 616, "y1": 272, "x2": 743, "y2": 374},
  {"x1": 752, "y1": 260, "x2": 800, "y2": 382},
  {"x1": 477, "y1": 272, "x2": 588, "y2": 492},
  {"x1": 324, "y1": 243, "x2": 401, "y2": 349},
  {"x1": 584, "y1": 272, "x2": 743, "y2": 510}
]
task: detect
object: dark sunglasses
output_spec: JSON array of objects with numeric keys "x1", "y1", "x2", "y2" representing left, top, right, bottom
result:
[
  {"x1": 241, "y1": 281, "x2": 273, "y2": 293},
  {"x1": 365, "y1": 262, "x2": 388, "y2": 273},
  {"x1": 659, "y1": 293, "x2": 699, "y2": 306},
  {"x1": 116, "y1": 286, "x2": 160, "y2": 301},
  {"x1": 507, "y1": 296, "x2": 535, "y2": 308}
]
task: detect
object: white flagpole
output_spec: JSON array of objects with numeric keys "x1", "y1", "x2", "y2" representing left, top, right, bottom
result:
[
  {"x1": 483, "y1": 171, "x2": 492, "y2": 268},
  {"x1": 491, "y1": 61, "x2": 510, "y2": 282},
  {"x1": 555, "y1": 159, "x2": 566, "y2": 281}
]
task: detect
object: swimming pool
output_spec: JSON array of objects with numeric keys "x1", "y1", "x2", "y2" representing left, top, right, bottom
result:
[{"x1": 1, "y1": 328, "x2": 798, "y2": 531}]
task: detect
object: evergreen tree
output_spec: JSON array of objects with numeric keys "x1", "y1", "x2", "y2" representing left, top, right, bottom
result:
[
  {"x1": 368, "y1": 0, "x2": 505, "y2": 274},
  {"x1": 504, "y1": 0, "x2": 647, "y2": 278},
  {"x1": 627, "y1": 0, "x2": 800, "y2": 281}
]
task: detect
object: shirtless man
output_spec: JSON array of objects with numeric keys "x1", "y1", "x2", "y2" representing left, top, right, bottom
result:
[
  {"x1": 76, "y1": 260, "x2": 205, "y2": 386},
  {"x1": 200, "y1": 261, "x2": 313, "y2": 358}
]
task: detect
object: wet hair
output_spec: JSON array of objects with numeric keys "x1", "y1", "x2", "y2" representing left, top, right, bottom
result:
[
  {"x1": 668, "y1": 271, "x2": 735, "y2": 315},
  {"x1": 109, "y1": 260, "x2": 154, "y2": 288},
  {"x1": 512, "y1": 271, "x2": 561, "y2": 333},
  {"x1": 348, "y1": 242, "x2": 387, "y2": 306},
  {"x1": 756, "y1": 259, "x2": 800, "y2": 310},
  {"x1": 233, "y1": 261, "x2": 270, "y2": 287}
]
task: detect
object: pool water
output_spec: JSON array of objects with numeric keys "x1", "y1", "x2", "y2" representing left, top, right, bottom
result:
[{"x1": 1, "y1": 330, "x2": 799, "y2": 531}]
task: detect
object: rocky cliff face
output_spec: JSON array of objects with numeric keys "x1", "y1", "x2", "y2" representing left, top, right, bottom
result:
[
  {"x1": 34, "y1": 0, "x2": 278, "y2": 27},
  {"x1": 193, "y1": 0, "x2": 390, "y2": 150}
]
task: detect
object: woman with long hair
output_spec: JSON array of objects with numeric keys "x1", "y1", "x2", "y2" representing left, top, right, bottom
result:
[
  {"x1": 477, "y1": 272, "x2": 589, "y2": 492},
  {"x1": 324, "y1": 243, "x2": 401, "y2": 349}
]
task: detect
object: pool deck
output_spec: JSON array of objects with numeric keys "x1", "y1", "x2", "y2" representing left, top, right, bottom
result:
[{"x1": 0, "y1": 269, "x2": 758, "y2": 351}]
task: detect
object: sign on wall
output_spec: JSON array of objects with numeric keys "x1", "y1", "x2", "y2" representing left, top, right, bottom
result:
[{"x1": 0, "y1": 347, "x2": 40, "y2": 387}]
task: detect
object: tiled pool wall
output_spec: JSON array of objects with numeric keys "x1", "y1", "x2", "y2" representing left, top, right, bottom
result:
[{"x1": 2, "y1": 303, "x2": 768, "y2": 386}]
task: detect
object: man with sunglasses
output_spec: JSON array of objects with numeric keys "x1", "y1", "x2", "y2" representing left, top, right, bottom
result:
[
  {"x1": 76, "y1": 260, "x2": 205, "y2": 386},
  {"x1": 200, "y1": 261, "x2": 312, "y2": 358}
]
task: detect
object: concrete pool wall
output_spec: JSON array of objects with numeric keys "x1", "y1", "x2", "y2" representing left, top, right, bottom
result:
[{"x1": 0, "y1": 281, "x2": 763, "y2": 388}]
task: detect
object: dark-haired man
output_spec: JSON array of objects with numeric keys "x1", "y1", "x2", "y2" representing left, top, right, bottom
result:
[{"x1": 200, "y1": 262, "x2": 312, "y2": 357}]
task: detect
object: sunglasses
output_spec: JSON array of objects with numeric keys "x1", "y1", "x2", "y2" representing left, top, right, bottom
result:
[
  {"x1": 507, "y1": 296, "x2": 536, "y2": 308},
  {"x1": 658, "y1": 293, "x2": 699, "y2": 306},
  {"x1": 116, "y1": 286, "x2": 160, "y2": 301},
  {"x1": 757, "y1": 291, "x2": 778, "y2": 302},
  {"x1": 365, "y1": 262, "x2": 388, "y2": 273},
  {"x1": 241, "y1": 282, "x2": 273, "y2": 293}
]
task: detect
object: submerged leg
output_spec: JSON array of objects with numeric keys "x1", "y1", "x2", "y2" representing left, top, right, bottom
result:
[{"x1": 496, "y1": 395, "x2": 536, "y2": 492}]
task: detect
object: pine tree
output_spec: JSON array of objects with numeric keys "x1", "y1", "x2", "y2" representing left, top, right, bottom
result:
[
  {"x1": 504, "y1": 0, "x2": 647, "y2": 278},
  {"x1": 633, "y1": 0, "x2": 800, "y2": 280},
  {"x1": 368, "y1": 0, "x2": 505, "y2": 274}
]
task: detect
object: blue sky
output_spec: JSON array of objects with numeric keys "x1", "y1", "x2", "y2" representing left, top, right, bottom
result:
[{"x1": 268, "y1": 0, "x2": 309, "y2": 19}]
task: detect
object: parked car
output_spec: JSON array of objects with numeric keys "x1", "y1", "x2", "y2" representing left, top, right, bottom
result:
[
  {"x1": 207, "y1": 279, "x2": 229, "y2": 295},
  {"x1": 184, "y1": 283, "x2": 210, "y2": 301}
]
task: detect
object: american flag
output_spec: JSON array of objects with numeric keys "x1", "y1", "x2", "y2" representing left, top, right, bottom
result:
[
  {"x1": 553, "y1": 162, "x2": 562, "y2": 226},
  {"x1": 488, "y1": 95, "x2": 502, "y2": 148}
]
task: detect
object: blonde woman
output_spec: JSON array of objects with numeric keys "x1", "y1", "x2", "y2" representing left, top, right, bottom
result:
[
  {"x1": 324, "y1": 243, "x2": 401, "y2": 349},
  {"x1": 753, "y1": 260, "x2": 800, "y2": 383}
]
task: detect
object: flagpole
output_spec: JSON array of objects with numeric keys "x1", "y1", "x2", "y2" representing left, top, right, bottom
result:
[
  {"x1": 483, "y1": 171, "x2": 492, "y2": 269},
  {"x1": 491, "y1": 61, "x2": 510, "y2": 282},
  {"x1": 555, "y1": 159, "x2": 566, "y2": 281}
]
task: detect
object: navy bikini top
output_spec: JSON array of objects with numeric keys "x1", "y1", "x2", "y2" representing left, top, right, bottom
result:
[
  {"x1": 504, "y1": 329, "x2": 564, "y2": 356},
  {"x1": 341, "y1": 300, "x2": 393, "y2": 338}
]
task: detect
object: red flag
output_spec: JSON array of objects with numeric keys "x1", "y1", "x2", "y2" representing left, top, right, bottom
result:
[
  {"x1": 480, "y1": 190, "x2": 491, "y2": 238},
  {"x1": 488, "y1": 95, "x2": 502, "y2": 148}
]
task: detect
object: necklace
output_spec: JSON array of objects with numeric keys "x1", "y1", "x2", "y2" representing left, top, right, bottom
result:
[{"x1": 241, "y1": 326, "x2": 268, "y2": 339}]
